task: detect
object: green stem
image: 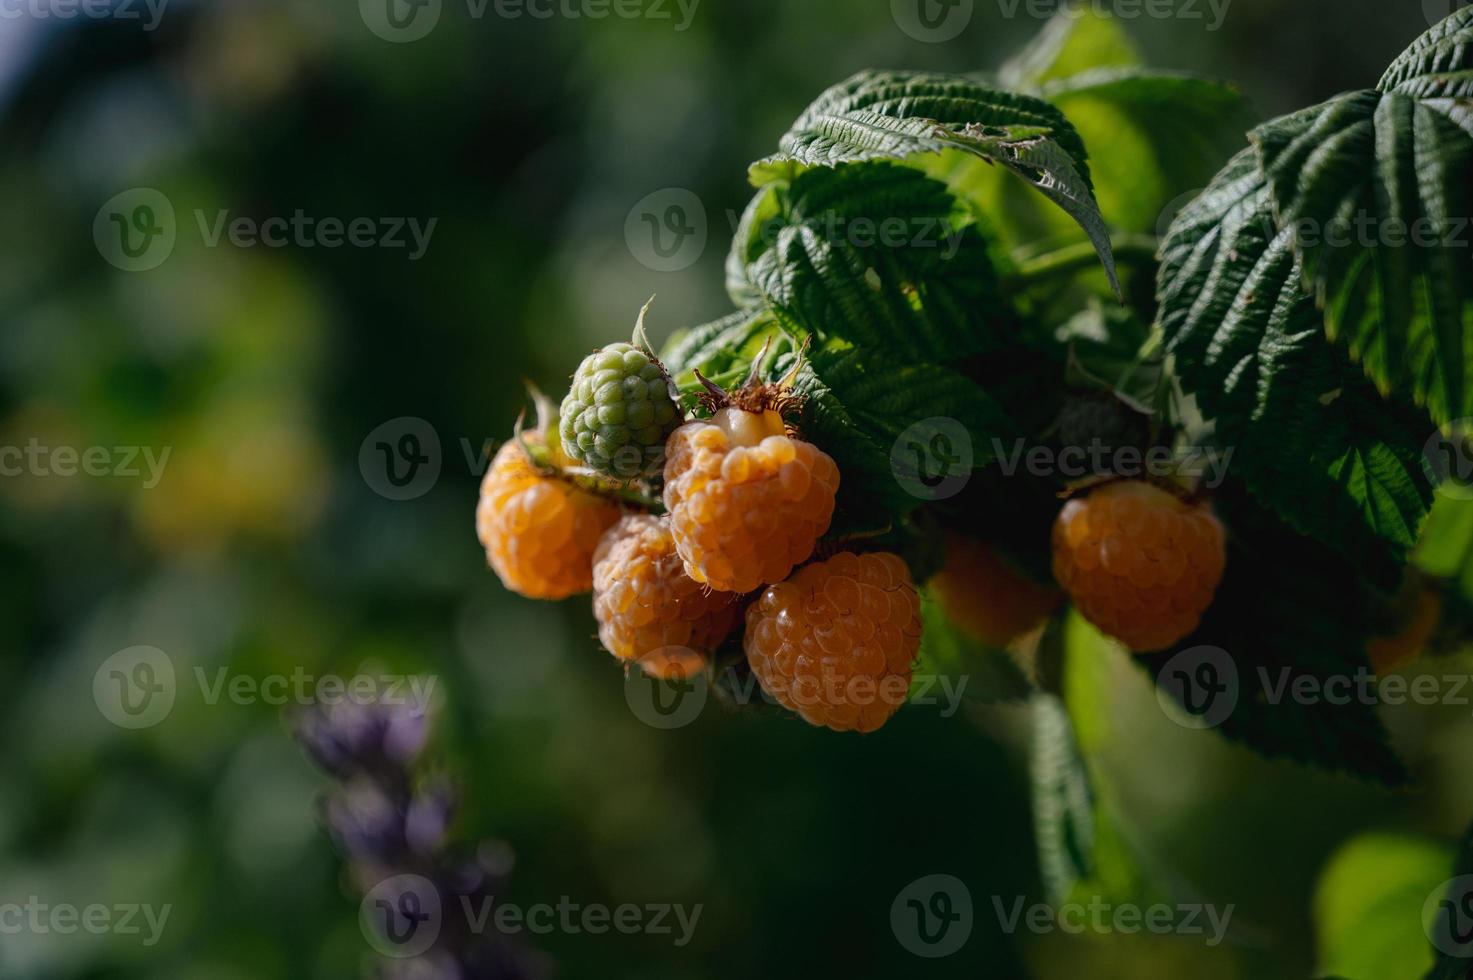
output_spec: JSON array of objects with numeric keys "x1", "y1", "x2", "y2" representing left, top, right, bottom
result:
[
  {"x1": 607, "y1": 485, "x2": 665, "y2": 513},
  {"x1": 1007, "y1": 234, "x2": 1161, "y2": 292}
]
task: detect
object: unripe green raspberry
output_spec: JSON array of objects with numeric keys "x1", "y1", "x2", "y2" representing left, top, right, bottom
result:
[{"x1": 559, "y1": 343, "x2": 681, "y2": 479}]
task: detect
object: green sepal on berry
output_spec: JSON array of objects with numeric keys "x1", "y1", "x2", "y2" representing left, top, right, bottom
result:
[{"x1": 559, "y1": 299, "x2": 683, "y2": 481}]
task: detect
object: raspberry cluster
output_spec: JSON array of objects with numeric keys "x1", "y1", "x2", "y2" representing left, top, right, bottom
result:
[
  {"x1": 473, "y1": 311, "x2": 1239, "y2": 732},
  {"x1": 472, "y1": 313, "x2": 921, "y2": 732}
]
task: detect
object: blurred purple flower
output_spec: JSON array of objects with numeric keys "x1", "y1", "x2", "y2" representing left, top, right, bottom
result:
[
  {"x1": 406, "y1": 778, "x2": 456, "y2": 857},
  {"x1": 294, "y1": 678, "x2": 549, "y2": 980},
  {"x1": 295, "y1": 693, "x2": 430, "y2": 778}
]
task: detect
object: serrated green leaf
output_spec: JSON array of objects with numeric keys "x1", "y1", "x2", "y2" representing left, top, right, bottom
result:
[
  {"x1": 757, "y1": 70, "x2": 1119, "y2": 295},
  {"x1": 660, "y1": 309, "x2": 777, "y2": 380},
  {"x1": 783, "y1": 346, "x2": 1018, "y2": 523},
  {"x1": 1314, "y1": 833, "x2": 1449, "y2": 980},
  {"x1": 1243, "y1": 10, "x2": 1473, "y2": 427},
  {"x1": 1031, "y1": 692, "x2": 1098, "y2": 903},
  {"x1": 1157, "y1": 148, "x2": 1433, "y2": 580},
  {"x1": 1044, "y1": 68, "x2": 1255, "y2": 234},
  {"x1": 760, "y1": 70, "x2": 1093, "y2": 183},
  {"x1": 730, "y1": 162, "x2": 1012, "y2": 362},
  {"x1": 1380, "y1": 6, "x2": 1473, "y2": 107}
]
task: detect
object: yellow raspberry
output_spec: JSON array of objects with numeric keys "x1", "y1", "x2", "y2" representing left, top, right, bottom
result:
[
  {"x1": 1051, "y1": 480, "x2": 1226, "y2": 652},
  {"x1": 591, "y1": 514, "x2": 742, "y2": 679},
  {"x1": 932, "y1": 534, "x2": 1062, "y2": 647},
  {"x1": 663, "y1": 407, "x2": 839, "y2": 594},
  {"x1": 744, "y1": 551, "x2": 922, "y2": 733},
  {"x1": 1367, "y1": 586, "x2": 1441, "y2": 674},
  {"x1": 476, "y1": 439, "x2": 619, "y2": 600}
]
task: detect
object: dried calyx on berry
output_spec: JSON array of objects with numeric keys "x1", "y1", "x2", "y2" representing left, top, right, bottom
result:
[
  {"x1": 689, "y1": 341, "x2": 806, "y2": 440},
  {"x1": 558, "y1": 298, "x2": 683, "y2": 481},
  {"x1": 663, "y1": 345, "x2": 840, "y2": 594}
]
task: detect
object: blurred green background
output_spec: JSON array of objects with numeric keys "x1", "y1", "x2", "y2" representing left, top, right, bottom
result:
[{"x1": 2, "y1": 0, "x2": 1472, "y2": 977}]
